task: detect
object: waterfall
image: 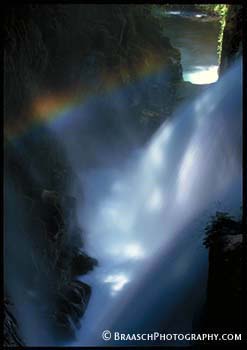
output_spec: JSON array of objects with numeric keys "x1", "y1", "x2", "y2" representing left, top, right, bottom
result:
[{"x1": 65, "y1": 59, "x2": 242, "y2": 346}]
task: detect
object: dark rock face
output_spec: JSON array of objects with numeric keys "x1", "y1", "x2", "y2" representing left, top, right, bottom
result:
[
  {"x1": 4, "y1": 131, "x2": 97, "y2": 343},
  {"x1": 4, "y1": 5, "x2": 183, "y2": 139},
  {"x1": 219, "y1": 5, "x2": 242, "y2": 75},
  {"x1": 4, "y1": 299, "x2": 25, "y2": 347},
  {"x1": 51, "y1": 281, "x2": 92, "y2": 341},
  {"x1": 4, "y1": 4, "x2": 183, "y2": 344},
  {"x1": 198, "y1": 212, "x2": 243, "y2": 334}
]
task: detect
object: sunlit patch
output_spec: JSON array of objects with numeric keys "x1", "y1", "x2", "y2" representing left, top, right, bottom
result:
[
  {"x1": 177, "y1": 145, "x2": 198, "y2": 203},
  {"x1": 108, "y1": 242, "x2": 145, "y2": 260},
  {"x1": 124, "y1": 243, "x2": 145, "y2": 259},
  {"x1": 178, "y1": 146, "x2": 196, "y2": 184},
  {"x1": 166, "y1": 11, "x2": 181, "y2": 16},
  {"x1": 184, "y1": 65, "x2": 218, "y2": 85},
  {"x1": 148, "y1": 142, "x2": 163, "y2": 166},
  {"x1": 103, "y1": 273, "x2": 129, "y2": 295},
  {"x1": 147, "y1": 188, "x2": 163, "y2": 211},
  {"x1": 160, "y1": 123, "x2": 173, "y2": 142},
  {"x1": 147, "y1": 124, "x2": 173, "y2": 167}
]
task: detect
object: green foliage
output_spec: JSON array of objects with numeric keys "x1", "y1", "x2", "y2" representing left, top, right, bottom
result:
[
  {"x1": 196, "y1": 4, "x2": 229, "y2": 63},
  {"x1": 196, "y1": 4, "x2": 227, "y2": 16},
  {"x1": 216, "y1": 5, "x2": 229, "y2": 63},
  {"x1": 152, "y1": 4, "x2": 229, "y2": 64}
]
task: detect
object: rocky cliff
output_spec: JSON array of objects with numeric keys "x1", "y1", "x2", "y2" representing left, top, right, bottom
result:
[
  {"x1": 4, "y1": 131, "x2": 97, "y2": 344},
  {"x1": 4, "y1": 300, "x2": 24, "y2": 347},
  {"x1": 4, "y1": 4, "x2": 184, "y2": 345},
  {"x1": 202, "y1": 212, "x2": 243, "y2": 333},
  {"x1": 219, "y1": 4, "x2": 242, "y2": 75}
]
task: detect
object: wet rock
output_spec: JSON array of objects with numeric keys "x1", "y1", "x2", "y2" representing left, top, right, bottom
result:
[
  {"x1": 52, "y1": 310, "x2": 76, "y2": 341},
  {"x1": 41, "y1": 189, "x2": 59, "y2": 203},
  {"x1": 51, "y1": 280, "x2": 91, "y2": 340},
  {"x1": 222, "y1": 234, "x2": 242, "y2": 252},
  {"x1": 4, "y1": 299, "x2": 25, "y2": 347},
  {"x1": 219, "y1": 5, "x2": 242, "y2": 75},
  {"x1": 71, "y1": 250, "x2": 98, "y2": 276},
  {"x1": 200, "y1": 212, "x2": 242, "y2": 333}
]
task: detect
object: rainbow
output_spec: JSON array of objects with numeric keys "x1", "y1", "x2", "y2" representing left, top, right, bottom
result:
[{"x1": 5, "y1": 49, "x2": 173, "y2": 141}]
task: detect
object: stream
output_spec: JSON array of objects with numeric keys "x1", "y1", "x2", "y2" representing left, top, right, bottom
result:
[{"x1": 159, "y1": 9, "x2": 220, "y2": 84}]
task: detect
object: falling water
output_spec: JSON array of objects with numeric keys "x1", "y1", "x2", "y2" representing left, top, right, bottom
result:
[{"x1": 63, "y1": 59, "x2": 242, "y2": 346}]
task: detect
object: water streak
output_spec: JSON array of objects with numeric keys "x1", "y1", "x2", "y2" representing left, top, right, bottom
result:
[{"x1": 67, "y1": 59, "x2": 242, "y2": 346}]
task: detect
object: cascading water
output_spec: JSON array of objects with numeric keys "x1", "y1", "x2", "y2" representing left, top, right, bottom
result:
[
  {"x1": 61, "y1": 59, "x2": 242, "y2": 346},
  {"x1": 4, "y1": 4, "x2": 243, "y2": 347}
]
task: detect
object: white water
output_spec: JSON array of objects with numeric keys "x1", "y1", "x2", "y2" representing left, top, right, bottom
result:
[
  {"x1": 158, "y1": 10, "x2": 220, "y2": 84},
  {"x1": 183, "y1": 65, "x2": 219, "y2": 84},
  {"x1": 66, "y1": 60, "x2": 242, "y2": 346}
]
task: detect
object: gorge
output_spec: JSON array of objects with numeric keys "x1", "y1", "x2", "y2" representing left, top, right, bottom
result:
[{"x1": 4, "y1": 4, "x2": 243, "y2": 347}]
